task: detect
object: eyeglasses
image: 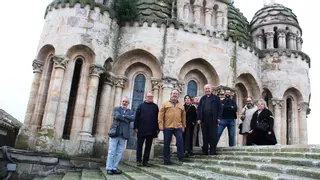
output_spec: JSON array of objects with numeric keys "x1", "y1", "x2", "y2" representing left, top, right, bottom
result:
[
  {"x1": 146, "y1": 96, "x2": 153, "y2": 98},
  {"x1": 122, "y1": 101, "x2": 128, "y2": 103}
]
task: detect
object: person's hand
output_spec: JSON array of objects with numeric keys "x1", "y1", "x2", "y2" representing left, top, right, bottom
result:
[
  {"x1": 249, "y1": 130, "x2": 253, "y2": 134},
  {"x1": 197, "y1": 120, "x2": 201, "y2": 124},
  {"x1": 217, "y1": 119, "x2": 220, "y2": 124},
  {"x1": 134, "y1": 129, "x2": 138, "y2": 133},
  {"x1": 159, "y1": 128, "x2": 164, "y2": 131},
  {"x1": 268, "y1": 131, "x2": 272, "y2": 135},
  {"x1": 156, "y1": 130, "x2": 160, "y2": 134},
  {"x1": 182, "y1": 128, "x2": 185, "y2": 132}
]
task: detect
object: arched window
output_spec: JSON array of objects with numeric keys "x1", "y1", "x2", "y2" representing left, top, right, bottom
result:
[
  {"x1": 187, "y1": 80, "x2": 197, "y2": 98},
  {"x1": 127, "y1": 74, "x2": 146, "y2": 150},
  {"x1": 63, "y1": 59, "x2": 83, "y2": 139}
]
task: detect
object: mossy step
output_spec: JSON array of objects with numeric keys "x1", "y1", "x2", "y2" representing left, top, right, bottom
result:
[
  {"x1": 42, "y1": 175, "x2": 64, "y2": 180},
  {"x1": 122, "y1": 161, "x2": 196, "y2": 180},
  {"x1": 181, "y1": 157, "x2": 320, "y2": 179},
  {"x1": 149, "y1": 159, "x2": 250, "y2": 180},
  {"x1": 118, "y1": 163, "x2": 160, "y2": 180},
  {"x1": 81, "y1": 169, "x2": 104, "y2": 180},
  {"x1": 62, "y1": 172, "x2": 81, "y2": 180},
  {"x1": 99, "y1": 167, "x2": 129, "y2": 180},
  {"x1": 215, "y1": 145, "x2": 320, "y2": 153},
  {"x1": 192, "y1": 154, "x2": 320, "y2": 168},
  {"x1": 181, "y1": 161, "x2": 317, "y2": 180},
  {"x1": 220, "y1": 151, "x2": 320, "y2": 159}
]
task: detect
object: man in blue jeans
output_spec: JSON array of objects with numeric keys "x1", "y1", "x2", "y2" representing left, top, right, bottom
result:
[
  {"x1": 106, "y1": 97, "x2": 135, "y2": 175},
  {"x1": 217, "y1": 89, "x2": 238, "y2": 146}
]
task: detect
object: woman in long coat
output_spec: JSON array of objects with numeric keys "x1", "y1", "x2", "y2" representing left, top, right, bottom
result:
[
  {"x1": 183, "y1": 95, "x2": 197, "y2": 157},
  {"x1": 247, "y1": 99, "x2": 277, "y2": 145}
]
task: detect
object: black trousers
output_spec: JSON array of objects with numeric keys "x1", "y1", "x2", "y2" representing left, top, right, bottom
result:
[
  {"x1": 136, "y1": 135, "x2": 153, "y2": 163},
  {"x1": 201, "y1": 115, "x2": 217, "y2": 154},
  {"x1": 183, "y1": 125, "x2": 194, "y2": 152}
]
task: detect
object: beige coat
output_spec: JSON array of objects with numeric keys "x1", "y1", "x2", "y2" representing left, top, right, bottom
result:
[
  {"x1": 158, "y1": 101, "x2": 186, "y2": 129},
  {"x1": 240, "y1": 105, "x2": 258, "y2": 133}
]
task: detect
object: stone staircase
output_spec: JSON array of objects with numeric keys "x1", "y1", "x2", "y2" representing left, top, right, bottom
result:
[{"x1": 32, "y1": 145, "x2": 320, "y2": 180}]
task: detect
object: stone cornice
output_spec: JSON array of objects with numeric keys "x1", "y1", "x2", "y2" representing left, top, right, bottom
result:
[
  {"x1": 259, "y1": 49, "x2": 311, "y2": 68},
  {"x1": 44, "y1": 0, "x2": 116, "y2": 19},
  {"x1": 251, "y1": 22, "x2": 302, "y2": 34}
]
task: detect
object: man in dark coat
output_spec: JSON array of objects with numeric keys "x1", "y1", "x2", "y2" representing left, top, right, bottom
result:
[
  {"x1": 106, "y1": 97, "x2": 135, "y2": 175},
  {"x1": 134, "y1": 91, "x2": 159, "y2": 167},
  {"x1": 197, "y1": 84, "x2": 222, "y2": 155},
  {"x1": 217, "y1": 89, "x2": 238, "y2": 146}
]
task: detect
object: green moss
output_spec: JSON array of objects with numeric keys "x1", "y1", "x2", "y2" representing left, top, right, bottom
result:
[
  {"x1": 14, "y1": 133, "x2": 30, "y2": 150},
  {"x1": 230, "y1": 44, "x2": 237, "y2": 84},
  {"x1": 114, "y1": 0, "x2": 139, "y2": 21}
]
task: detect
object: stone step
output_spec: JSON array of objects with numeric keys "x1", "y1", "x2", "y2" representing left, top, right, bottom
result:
[
  {"x1": 61, "y1": 172, "x2": 81, "y2": 180},
  {"x1": 118, "y1": 163, "x2": 160, "y2": 180},
  {"x1": 220, "y1": 151, "x2": 320, "y2": 159},
  {"x1": 122, "y1": 161, "x2": 197, "y2": 180},
  {"x1": 155, "y1": 158, "x2": 317, "y2": 180},
  {"x1": 81, "y1": 169, "x2": 104, "y2": 180},
  {"x1": 176, "y1": 156, "x2": 320, "y2": 179},
  {"x1": 215, "y1": 145, "x2": 320, "y2": 153},
  {"x1": 148, "y1": 160, "x2": 250, "y2": 180},
  {"x1": 99, "y1": 167, "x2": 129, "y2": 180},
  {"x1": 192, "y1": 154, "x2": 320, "y2": 168}
]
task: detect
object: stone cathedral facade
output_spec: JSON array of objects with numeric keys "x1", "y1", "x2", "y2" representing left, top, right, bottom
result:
[{"x1": 16, "y1": 0, "x2": 311, "y2": 157}]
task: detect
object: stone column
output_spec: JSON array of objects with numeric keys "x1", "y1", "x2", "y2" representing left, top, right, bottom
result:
[
  {"x1": 95, "y1": 76, "x2": 114, "y2": 137},
  {"x1": 216, "y1": 11, "x2": 224, "y2": 29},
  {"x1": 265, "y1": 31, "x2": 274, "y2": 49},
  {"x1": 298, "y1": 102, "x2": 308, "y2": 144},
  {"x1": 204, "y1": 8, "x2": 213, "y2": 27},
  {"x1": 42, "y1": 55, "x2": 69, "y2": 129},
  {"x1": 256, "y1": 34, "x2": 264, "y2": 49},
  {"x1": 79, "y1": 64, "x2": 106, "y2": 138},
  {"x1": 114, "y1": 76, "x2": 127, "y2": 107},
  {"x1": 277, "y1": 30, "x2": 286, "y2": 49},
  {"x1": 24, "y1": 60, "x2": 44, "y2": 126},
  {"x1": 151, "y1": 78, "x2": 161, "y2": 105},
  {"x1": 272, "y1": 99, "x2": 283, "y2": 144},
  {"x1": 297, "y1": 37, "x2": 303, "y2": 51},
  {"x1": 193, "y1": 5, "x2": 202, "y2": 24},
  {"x1": 288, "y1": 33, "x2": 297, "y2": 50}
]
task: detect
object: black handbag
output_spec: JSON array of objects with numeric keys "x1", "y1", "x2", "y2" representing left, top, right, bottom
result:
[
  {"x1": 255, "y1": 120, "x2": 269, "y2": 132},
  {"x1": 238, "y1": 123, "x2": 244, "y2": 135},
  {"x1": 108, "y1": 122, "x2": 120, "y2": 137}
]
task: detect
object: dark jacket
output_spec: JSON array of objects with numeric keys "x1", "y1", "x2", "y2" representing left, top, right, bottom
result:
[
  {"x1": 184, "y1": 104, "x2": 197, "y2": 127},
  {"x1": 111, "y1": 106, "x2": 135, "y2": 140},
  {"x1": 134, "y1": 101, "x2": 159, "y2": 138},
  {"x1": 221, "y1": 98, "x2": 238, "y2": 119},
  {"x1": 249, "y1": 108, "x2": 277, "y2": 145},
  {"x1": 197, "y1": 94, "x2": 222, "y2": 122}
]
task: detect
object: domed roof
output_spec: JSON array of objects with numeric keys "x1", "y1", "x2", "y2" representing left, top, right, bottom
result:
[
  {"x1": 227, "y1": 4, "x2": 252, "y2": 44},
  {"x1": 250, "y1": 3, "x2": 300, "y2": 32},
  {"x1": 137, "y1": 0, "x2": 172, "y2": 19}
]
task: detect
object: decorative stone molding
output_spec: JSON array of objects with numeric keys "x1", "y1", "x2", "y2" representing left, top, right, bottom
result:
[
  {"x1": 215, "y1": 86, "x2": 236, "y2": 97},
  {"x1": 265, "y1": 32, "x2": 274, "y2": 38},
  {"x1": 104, "y1": 75, "x2": 115, "y2": 86},
  {"x1": 272, "y1": 99, "x2": 283, "y2": 107},
  {"x1": 114, "y1": 76, "x2": 127, "y2": 88},
  {"x1": 32, "y1": 60, "x2": 44, "y2": 73},
  {"x1": 277, "y1": 30, "x2": 286, "y2": 38},
  {"x1": 298, "y1": 102, "x2": 309, "y2": 112},
  {"x1": 151, "y1": 78, "x2": 162, "y2": 90},
  {"x1": 53, "y1": 55, "x2": 69, "y2": 69},
  {"x1": 288, "y1": 33, "x2": 297, "y2": 40},
  {"x1": 175, "y1": 81, "x2": 185, "y2": 94},
  {"x1": 89, "y1": 64, "x2": 106, "y2": 77}
]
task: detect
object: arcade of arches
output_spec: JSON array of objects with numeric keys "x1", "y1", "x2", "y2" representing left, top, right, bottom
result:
[{"x1": 17, "y1": 48, "x2": 309, "y2": 156}]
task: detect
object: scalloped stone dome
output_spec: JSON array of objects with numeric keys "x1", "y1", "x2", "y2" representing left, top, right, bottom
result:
[
  {"x1": 250, "y1": 3, "x2": 300, "y2": 32},
  {"x1": 137, "y1": 0, "x2": 172, "y2": 19},
  {"x1": 227, "y1": 4, "x2": 251, "y2": 44}
]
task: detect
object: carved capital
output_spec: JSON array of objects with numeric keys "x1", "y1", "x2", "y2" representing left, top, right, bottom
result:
[
  {"x1": 288, "y1": 33, "x2": 297, "y2": 40},
  {"x1": 193, "y1": 0, "x2": 204, "y2": 6},
  {"x1": 53, "y1": 55, "x2": 69, "y2": 69},
  {"x1": 151, "y1": 78, "x2": 161, "y2": 90},
  {"x1": 174, "y1": 81, "x2": 185, "y2": 94},
  {"x1": 32, "y1": 59, "x2": 44, "y2": 73},
  {"x1": 297, "y1": 37, "x2": 303, "y2": 44},
  {"x1": 204, "y1": 8, "x2": 213, "y2": 14},
  {"x1": 162, "y1": 76, "x2": 177, "y2": 89},
  {"x1": 256, "y1": 34, "x2": 264, "y2": 40},
  {"x1": 272, "y1": 99, "x2": 283, "y2": 108},
  {"x1": 89, "y1": 64, "x2": 105, "y2": 77},
  {"x1": 265, "y1": 32, "x2": 274, "y2": 39},
  {"x1": 298, "y1": 102, "x2": 309, "y2": 112},
  {"x1": 114, "y1": 76, "x2": 127, "y2": 88},
  {"x1": 104, "y1": 75, "x2": 114, "y2": 86}
]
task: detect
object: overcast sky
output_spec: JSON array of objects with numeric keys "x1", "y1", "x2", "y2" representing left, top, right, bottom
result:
[{"x1": 0, "y1": 0, "x2": 318, "y2": 144}]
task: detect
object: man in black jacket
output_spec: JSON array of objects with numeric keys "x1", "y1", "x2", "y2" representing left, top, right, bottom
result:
[
  {"x1": 217, "y1": 89, "x2": 238, "y2": 146},
  {"x1": 134, "y1": 91, "x2": 159, "y2": 167}
]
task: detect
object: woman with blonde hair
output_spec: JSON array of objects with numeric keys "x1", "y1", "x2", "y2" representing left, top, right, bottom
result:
[{"x1": 247, "y1": 99, "x2": 277, "y2": 145}]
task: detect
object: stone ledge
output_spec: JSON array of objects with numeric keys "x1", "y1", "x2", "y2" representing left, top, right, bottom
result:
[{"x1": 259, "y1": 49, "x2": 311, "y2": 67}]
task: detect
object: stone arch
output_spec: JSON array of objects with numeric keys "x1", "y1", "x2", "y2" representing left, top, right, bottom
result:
[
  {"x1": 183, "y1": 69, "x2": 207, "y2": 97},
  {"x1": 37, "y1": 44, "x2": 55, "y2": 63},
  {"x1": 282, "y1": 87, "x2": 303, "y2": 145},
  {"x1": 103, "y1": 57, "x2": 113, "y2": 71},
  {"x1": 235, "y1": 73, "x2": 260, "y2": 100},
  {"x1": 113, "y1": 49, "x2": 162, "y2": 78},
  {"x1": 178, "y1": 58, "x2": 220, "y2": 87},
  {"x1": 235, "y1": 83, "x2": 248, "y2": 109},
  {"x1": 262, "y1": 88, "x2": 273, "y2": 110},
  {"x1": 66, "y1": 44, "x2": 95, "y2": 65}
]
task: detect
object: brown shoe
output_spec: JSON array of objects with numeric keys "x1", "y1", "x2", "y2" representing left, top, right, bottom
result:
[
  {"x1": 112, "y1": 169, "x2": 122, "y2": 174},
  {"x1": 137, "y1": 162, "x2": 142, "y2": 166},
  {"x1": 143, "y1": 162, "x2": 152, "y2": 167}
]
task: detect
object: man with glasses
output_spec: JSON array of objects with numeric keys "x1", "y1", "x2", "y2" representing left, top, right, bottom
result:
[
  {"x1": 106, "y1": 97, "x2": 135, "y2": 175},
  {"x1": 134, "y1": 91, "x2": 159, "y2": 167}
]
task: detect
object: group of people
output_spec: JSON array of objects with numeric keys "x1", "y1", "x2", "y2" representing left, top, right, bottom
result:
[{"x1": 105, "y1": 84, "x2": 277, "y2": 175}]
